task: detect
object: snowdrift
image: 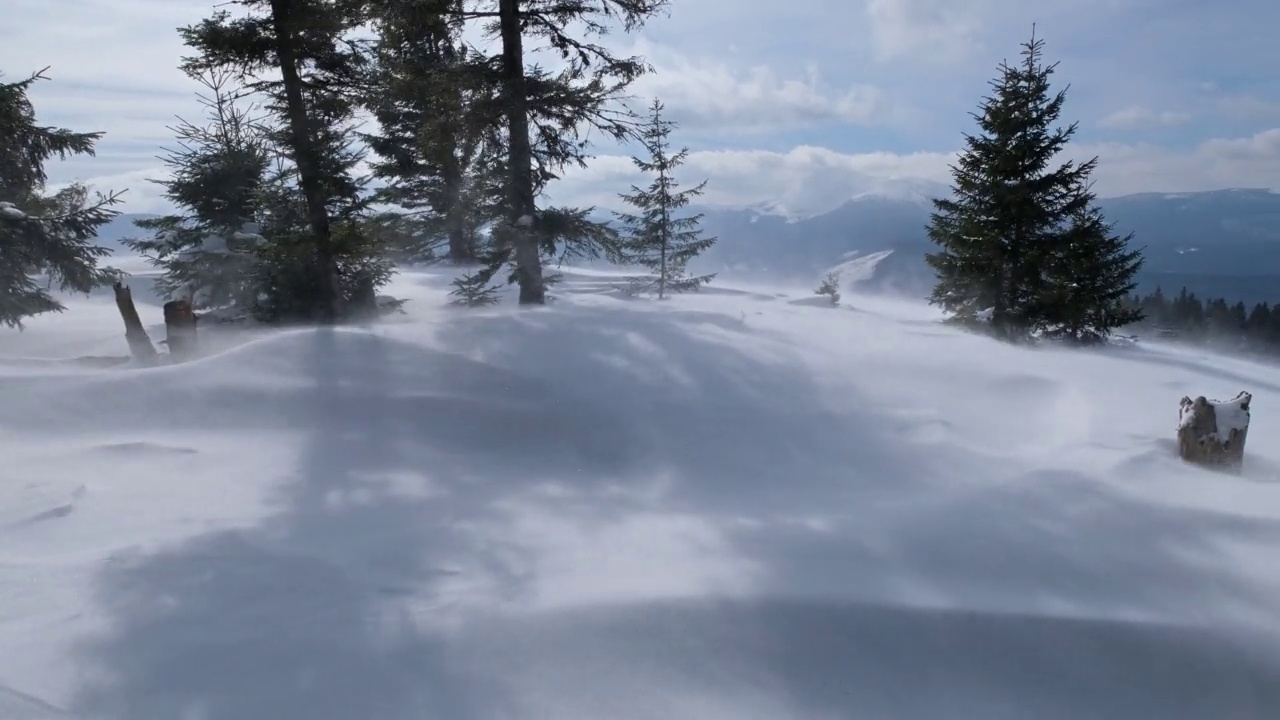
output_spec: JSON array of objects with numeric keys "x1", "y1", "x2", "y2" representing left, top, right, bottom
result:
[{"x1": 2, "y1": 266, "x2": 1280, "y2": 719}]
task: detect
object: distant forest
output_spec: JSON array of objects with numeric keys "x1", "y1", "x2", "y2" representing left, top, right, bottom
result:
[{"x1": 1126, "y1": 287, "x2": 1280, "y2": 358}]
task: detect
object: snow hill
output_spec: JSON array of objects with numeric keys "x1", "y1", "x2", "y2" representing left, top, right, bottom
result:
[{"x1": 3, "y1": 263, "x2": 1280, "y2": 719}]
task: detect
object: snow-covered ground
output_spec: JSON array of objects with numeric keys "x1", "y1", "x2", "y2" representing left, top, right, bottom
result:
[{"x1": 3, "y1": 262, "x2": 1280, "y2": 719}]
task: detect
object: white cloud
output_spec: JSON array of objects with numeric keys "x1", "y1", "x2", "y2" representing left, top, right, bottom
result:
[
  {"x1": 1215, "y1": 95, "x2": 1280, "y2": 123},
  {"x1": 1098, "y1": 105, "x2": 1190, "y2": 129},
  {"x1": 547, "y1": 128, "x2": 1280, "y2": 218},
  {"x1": 631, "y1": 43, "x2": 892, "y2": 130},
  {"x1": 864, "y1": 0, "x2": 984, "y2": 63}
]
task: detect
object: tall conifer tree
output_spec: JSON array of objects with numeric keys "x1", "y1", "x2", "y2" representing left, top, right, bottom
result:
[
  {"x1": 179, "y1": 0, "x2": 386, "y2": 322},
  {"x1": 0, "y1": 69, "x2": 122, "y2": 328},
  {"x1": 364, "y1": 0, "x2": 502, "y2": 265},
  {"x1": 926, "y1": 29, "x2": 1098, "y2": 341},
  {"x1": 430, "y1": 0, "x2": 668, "y2": 304},
  {"x1": 126, "y1": 69, "x2": 273, "y2": 316},
  {"x1": 614, "y1": 99, "x2": 715, "y2": 298}
]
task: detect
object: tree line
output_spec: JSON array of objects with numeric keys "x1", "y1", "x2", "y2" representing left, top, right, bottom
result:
[
  {"x1": 1125, "y1": 287, "x2": 1280, "y2": 357},
  {"x1": 0, "y1": 0, "x2": 715, "y2": 329}
]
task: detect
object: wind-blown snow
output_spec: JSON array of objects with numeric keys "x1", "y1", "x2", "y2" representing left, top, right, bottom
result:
[
  {"x1": 823, "y1": 249, "x2": 896, "y2": 290},
  {"x1": 2, "y1": 264, "x2": 1280, "y2": 719}
]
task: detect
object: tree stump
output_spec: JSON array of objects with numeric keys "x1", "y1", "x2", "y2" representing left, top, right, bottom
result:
[
  {"x1": 163, "y1": 298, "x2": 198, "y2": 362},
  {"x1": 113, "y1": 282, "x2": 157, "y2": 365},
  {"x1": 1177, "y1": 391, "x2": 1251, "y2": 472}
]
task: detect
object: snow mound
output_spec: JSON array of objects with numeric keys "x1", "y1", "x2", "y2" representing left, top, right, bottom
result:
[{"x1": 2, "y1": 267, "x2": 1280, "y2": 718}]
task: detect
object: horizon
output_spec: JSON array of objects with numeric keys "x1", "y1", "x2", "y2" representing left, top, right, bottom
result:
[{"x1": 2, "y1": 0, "x2": 1278, "y2": 218}]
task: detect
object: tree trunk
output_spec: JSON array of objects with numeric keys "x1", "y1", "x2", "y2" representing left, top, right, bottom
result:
[
  {"x1": 441, "y1": 157, "x2": 472, "y2": 263},
  {"x1": 1177, "y1": 392, "x2": 1251, "y2": 472},
  {"x1": 113, "y1": 283, "x2": 157, "y2": 365},
  {"x1": 497, "y1": 0, "x2": 545, "y2": 304},
  {"x1": 163, "y1": 299, "x2": 198, "y2": 362},
  {"x1": 268, "y1": 0, "x2": 343, "y2": 323}
]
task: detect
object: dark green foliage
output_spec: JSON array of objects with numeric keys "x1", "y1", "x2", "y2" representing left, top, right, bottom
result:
[
  {"x1": 1127, "y1": 287, "x2": 1280, "y2": 359},
  {"x1": 433, "y1": 0, "x2": 669, "y2": 304},
  {"x1": 539, "y1": 205, "x2": 624, "y2": 264},
  {"x1": 926, "y1": 29, "x2": 1143, "y2": 342},
  {"x1": 0, "y1": 69, "x2": 122, "y2": 328},
  {"x1": 124, "y1": 69, "x2": 272, "y2": 314},
  {"x1": 613, "y1": 99, "x2": 715, "y2": 298},
  {"x1": 248, "y1": 167, "x2": 394, "y2": 322},
  {"x1": 363, "y1": 0, "x2": 502, "y2": 264},
  {"x1": 1038, "y1": 203, "x2": 1144, "y2": 343},
  {"x1": 179, "y1": 0, "x2": 384, "y2": 322},
  {"x1": 448, "y1": 270, "x2": 503, "y2": 307},
  {"x1": 816, "y1": 272, "x2": 841, "y2": 305}
]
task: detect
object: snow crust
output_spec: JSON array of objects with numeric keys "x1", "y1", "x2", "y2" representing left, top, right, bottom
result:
[{"x1": 2, "y1": 263, "x2": 1280, "y2": 719}]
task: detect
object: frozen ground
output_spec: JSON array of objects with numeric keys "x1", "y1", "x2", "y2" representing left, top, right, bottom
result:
[{"x1": 2, "y1": 262, "x2": 1280, "y2": 719}]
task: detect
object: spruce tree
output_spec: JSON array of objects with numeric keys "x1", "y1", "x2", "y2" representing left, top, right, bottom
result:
[
  {"x1": 614, "y1": 98, "x2": 715, "y2": 298},
  {"x1": 433, "y1": 0, "x2": 668, "y2": 305},
  {"x1": 125, "y1": 69, "x2": 272, "y2": 317},
  {"x1": 0, "y1": 69, "x2": 123, "y2": 328},
  {"x1": 1039, "y1": 199, "x2": 1144, "y2": 342},
  {"x1": 926, "y1": 29, "x2": 1096, "y2": 341},
  {"x1": 363, "y1": 0, "x2": 502, "y2": 265},
  {"x1": 179, "y1": 0, "x2": 387, "y2": 322}
]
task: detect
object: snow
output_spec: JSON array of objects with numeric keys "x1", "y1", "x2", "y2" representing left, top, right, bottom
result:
[
  {"x1": 231, "y1": 231, "x2": 266, "y2": 245},
  {"x1": 3, "y1": 264, "x2": 1280, "y2": 719},
  {"x1": 821, "y1": 248, "x2": 895, "y2": 290},
  {"x1": 1217, "y1": 397, "x2": 1253, "y2": 435},
  {"x1": 0, "y1": 201, "x2": 28, "y2": 220},
  {"x1": 1180, "y1": 393, "x2": 1252, "y2": 440}
]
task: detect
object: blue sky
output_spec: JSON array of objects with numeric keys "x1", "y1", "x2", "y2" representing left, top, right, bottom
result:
[{"x1": 3, "y1": 0, "x2": 1278, "y2": 218}]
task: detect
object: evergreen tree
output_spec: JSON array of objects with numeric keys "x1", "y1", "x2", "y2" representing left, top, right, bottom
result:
[
  {"x1": 815, "y1": 272, "x2": 841, "y2": 305},
  {"x1": 614, "y1": 99, "x2": 715, "y2": 298},
  {"x1": 434, "y1": 0, "x2": 668, "y2": 305},
  {"x1": 1247, "y1": 301, "x2": 1271, "y2": 337},
  {"x1": 1142, "y1": 286, "x2": 1167, "y2": 326},
  {"x1": 125, "y1": 69, "x2": 272, "y2": 316},
  {"x1": 180, "y1": 0, "x2": 388, "y2": 322},
  {"x1": 1039, "y1": 199, "x2": 1144, "y2": 342},
  {"x1": 0, "y1": 69, "x2": 123, "y2": 328},
  {"x1": 363, "y1": 0, "x2": 502, "y2": 264},
  {"x1": 925, "y1": 29, "x2": 1097, "y2": 341}
]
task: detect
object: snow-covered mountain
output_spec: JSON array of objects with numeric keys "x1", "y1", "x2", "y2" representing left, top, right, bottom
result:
[
  {"x1": 693, "y1": 188, "x2": 1280, "y2": 304},
  {"x1": 2, "y1": 266, "x2": 1279, "y2": 718}
]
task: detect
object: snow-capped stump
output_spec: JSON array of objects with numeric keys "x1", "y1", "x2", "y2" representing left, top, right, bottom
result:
[{"x1": 1177, "y1": 392, "x2": 1252, "y2": 472}]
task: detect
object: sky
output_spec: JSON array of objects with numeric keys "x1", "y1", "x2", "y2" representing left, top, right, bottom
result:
[{"x1": 2, "y1": 0, "x2": 1278, "y2": 218}]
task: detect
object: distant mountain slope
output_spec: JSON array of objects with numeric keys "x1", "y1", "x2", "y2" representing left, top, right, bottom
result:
[
  {"x1": 96, "y1": 189, "x2": 1280, "y2": 306},
  {"x1": 691, "y1": 188, "x2": 1280, "y2": 305}
]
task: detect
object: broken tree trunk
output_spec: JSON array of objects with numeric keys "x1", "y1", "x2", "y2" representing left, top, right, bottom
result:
[
  {"x1": 1177, "y1": 391, "x2": 1252, "y2": 472},
  {"x1": 113, "y1": 282, "x2": 158, "y2": 365},
  {"x1": 163, "y1": 299, "x2": 198, "y2": 362}
]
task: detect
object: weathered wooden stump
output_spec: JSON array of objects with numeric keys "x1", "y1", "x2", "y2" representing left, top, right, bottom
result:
[
  {"x1": 113, "y1": 282, "x2": 157, "y2": 365},
  {"x1": 1177, "y1": 391, "x2": 1251, "y2": 472},
  {"x1": 163, "y1": 298, "x2": 198, "y2": 362}
]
